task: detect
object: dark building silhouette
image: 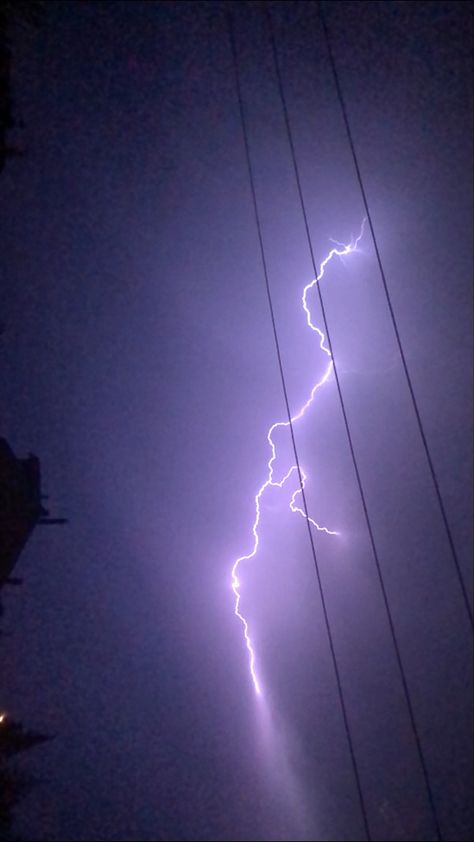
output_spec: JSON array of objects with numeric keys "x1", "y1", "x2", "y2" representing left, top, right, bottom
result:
[
  {"x1": 0, "y1": 713, "x2": 52, "y2": 840},
  {"x1": 0, "y1": 438, "x2": 44, "y2": 590},
  {"x1": 0, "y1": 438, "x2": 66, "y2": 592}
]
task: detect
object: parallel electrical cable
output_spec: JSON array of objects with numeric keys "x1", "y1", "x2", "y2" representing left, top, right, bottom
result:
[
  {"x1": 318, "y1": 0, "x2": 473, "y2": 631},
  {"x1": 263, "y1": 5, "x2": 443, "y2": 841},
  {"x1": 227, "y1": 10, "x2": 371, "y2": 842}
]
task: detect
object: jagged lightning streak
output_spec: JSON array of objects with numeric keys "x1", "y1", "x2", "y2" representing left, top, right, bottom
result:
[{"x1": 231, "y1": 220, "x2": 366, "y2": 696}]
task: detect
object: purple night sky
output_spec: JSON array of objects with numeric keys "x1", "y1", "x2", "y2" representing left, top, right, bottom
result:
[{"x1": 1, "y1": 2, "x2": 472, "y2": 841}]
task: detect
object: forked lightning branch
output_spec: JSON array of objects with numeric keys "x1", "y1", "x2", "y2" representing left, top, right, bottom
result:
[{"x1": 231, "y1": 221, "x2": 366, "y2": 696}]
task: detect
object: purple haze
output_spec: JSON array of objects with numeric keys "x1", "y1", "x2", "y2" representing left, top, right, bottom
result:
[{"x1": 0, "y1": 2, "x2": 472, "y2": 841}]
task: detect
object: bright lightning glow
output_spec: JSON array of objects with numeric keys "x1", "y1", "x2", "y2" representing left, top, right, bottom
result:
[{"x1": 231, "y1": 220, "x2": 366, "y2": 696}]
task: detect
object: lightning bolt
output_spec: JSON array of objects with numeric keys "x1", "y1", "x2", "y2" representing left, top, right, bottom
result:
[{"x1": 231, "y1": 220, "x2": 366, "y2": 697}]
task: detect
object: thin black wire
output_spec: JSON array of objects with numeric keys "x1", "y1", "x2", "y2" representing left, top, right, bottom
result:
[
  {"x1": 263, "y1": 5, "x2": 443, "y2": 841},
  {"x1": 318, "y1": 0, "x2": 473, "y2": 632},
  {"x1": 227, "y1": 10, "x2": 371, "y2": 842}
]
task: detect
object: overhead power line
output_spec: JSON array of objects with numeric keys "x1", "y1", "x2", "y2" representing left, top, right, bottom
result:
[
  {"x1": 318, "y1": 0, "x2": 473, "y2": 632},
  {"x1": 227, "y1": 9, "x2": 371, "y2": 841},
  {"x1": 263, "y1": 4, "x2": 442, "y2": 840}
]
